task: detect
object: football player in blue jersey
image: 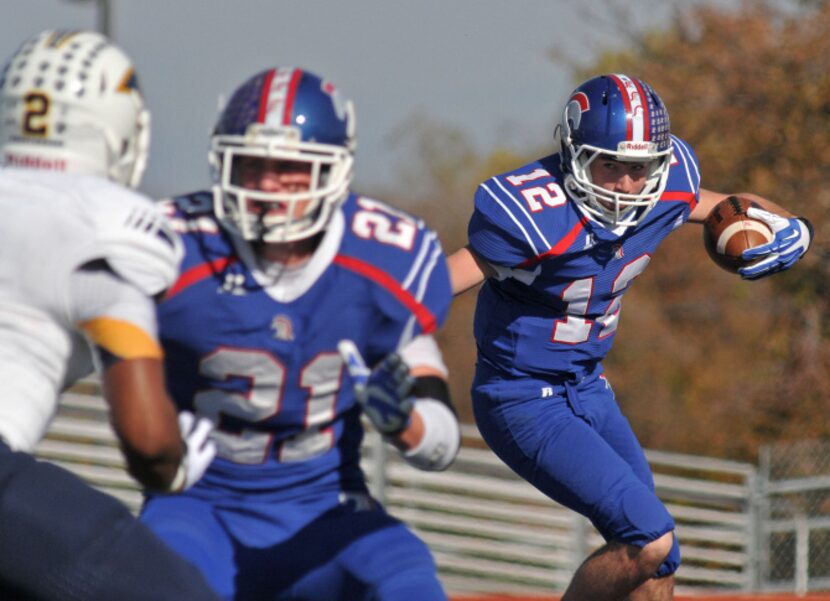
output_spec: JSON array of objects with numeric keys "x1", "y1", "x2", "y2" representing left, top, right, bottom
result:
[
  {"x1": 140, "y1": 66, "x2": 460, "y2": 600},
  {"x1": 448, "y1": 74, "x2": 812, "y2": 600}
]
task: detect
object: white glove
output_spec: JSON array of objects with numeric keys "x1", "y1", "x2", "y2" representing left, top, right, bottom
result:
[
  {"x1": 739, "y1": 208, "x2": 812, "y2": 280},
  {"x1": 168, "y1": 411, "x2": 217, "y2": 492},
  {"x1": 338, "y1": 340, "x2": 414, "y2": 436}
]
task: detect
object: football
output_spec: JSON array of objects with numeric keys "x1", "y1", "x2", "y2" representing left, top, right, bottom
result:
[{"x1": 702, "y1": 196, "x2": 774, "y2": 273}]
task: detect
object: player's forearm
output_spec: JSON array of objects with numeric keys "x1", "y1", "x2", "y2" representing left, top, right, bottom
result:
[
  {"x1": 734, "y1": 193, "x2": 797, "y2": 218},
  {"x1": 389, "y1": 374, "x2": 460, "y2": 471},
  {"x1": 691, "y1": 188, "x2": 796, "y2": 223},
  {"x1": 121, "y1": 442, "x2": 183, "y2": 491},
  {"x1": 103, "y1": 357, "x2": 186, "y2": 490},
  {"x1": 389, "y1": 409, "x2": 425, "y2": 450},
  {"x1": 395, "y1": 398, "x2": 459, "y2": 471}
]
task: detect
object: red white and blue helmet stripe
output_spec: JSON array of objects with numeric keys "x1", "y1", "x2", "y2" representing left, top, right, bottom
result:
[
  {"x1": 213, "y1": 67, "x2": 355, "y2": 150},
  {"x1": 561, "y1": 73, "x2": 671, "y2": 159},
  {"x1": 559, "y1": 73, "x2": 674, "y2": 228}
]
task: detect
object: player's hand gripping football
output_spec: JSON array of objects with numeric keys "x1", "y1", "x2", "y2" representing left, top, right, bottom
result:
[
  {"x1": 739, "y1": 208, "x2": 811, "y2": 280},
  {"x1": 338, "y1": 340, "x2": 414, "y2": 436},
  {"x1": 169, "y1": 411, "x2": 217, "y2": 492}
]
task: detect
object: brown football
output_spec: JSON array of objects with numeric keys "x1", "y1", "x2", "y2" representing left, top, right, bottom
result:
[{"x1": 703, "y1": 196, "x2": 774, "y2": 273}]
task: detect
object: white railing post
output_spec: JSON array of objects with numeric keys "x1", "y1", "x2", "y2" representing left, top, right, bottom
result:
[
  {"x1": 795, "y1": 513, "x2": 809, "y2": 596},
  {"x1": 746, "y1": 466, "x2": 761, "y2": 591},
  {"x1": 758, "y1": 445, "x2": 772, "y2": 591},
  {"x1": 367, "y1": 430, "x2": 388, "y2": 504}
]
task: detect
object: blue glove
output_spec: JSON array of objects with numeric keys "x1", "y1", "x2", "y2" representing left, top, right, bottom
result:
[
  {"x1": 338, "y1": 340, "x2": 414, "y2": 435},
  {"x1": 738, "y1": 208, "x2": 812, "y2": 280}
]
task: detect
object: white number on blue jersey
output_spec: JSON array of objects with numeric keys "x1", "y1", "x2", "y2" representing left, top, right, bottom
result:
[
  {"x1": 506, "y1": 168, "x2": 567, "y2": 213},
  {"x1": 552, "y1": 254, "x2": 651, "y2": 344},
  {"x1": 194, "y1": 348, "x2": 344, "y2": 464},
  {"x1": 352, "y1": 197, "x2": 417, "y2": 250}
]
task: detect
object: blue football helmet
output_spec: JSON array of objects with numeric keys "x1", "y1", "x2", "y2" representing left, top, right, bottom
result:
[
  {"x1": 210, "y1": 67, "x2": 356, "y2": 243},
  {"x1": 558, "y1": 73, "x2": 673, "y2": 228}
]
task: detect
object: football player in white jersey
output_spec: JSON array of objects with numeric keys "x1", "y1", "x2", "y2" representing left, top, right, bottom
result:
[{"x1": 0, "y1": 30, "x2": 220, "y2": 601}]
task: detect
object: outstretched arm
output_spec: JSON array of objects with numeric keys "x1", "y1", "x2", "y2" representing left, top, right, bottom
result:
[
  {"x1": 96, "y1": 351, "x2": 216, "y2": 493},
  {"x1": 102, "y1": 357, "x2": 185, "y2": 489},
  {"x1": 448, "y1": 245, "x2": 495, "y2": 295},
  {"x1": 688, "y1": 188, "x2": 796, "y2": 223}
]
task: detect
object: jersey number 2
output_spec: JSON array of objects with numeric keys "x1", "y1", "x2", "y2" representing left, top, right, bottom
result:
[{"x1": 352, "y1": 197, "x2": 416, "y2": 250}]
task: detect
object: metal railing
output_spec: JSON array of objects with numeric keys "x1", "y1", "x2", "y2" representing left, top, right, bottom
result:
[{"x1": 33, "y1": 385, "x2": 830, "y2": 596}]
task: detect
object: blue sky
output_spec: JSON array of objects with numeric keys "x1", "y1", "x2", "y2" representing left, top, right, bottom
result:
[{"x1": 2, "y1": 1, "x2": 727, "y2": 201}]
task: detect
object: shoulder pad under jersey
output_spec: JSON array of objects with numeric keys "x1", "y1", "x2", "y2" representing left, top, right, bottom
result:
[
  {"x1": 666, "y1": 135, "x2": 702, "y2": 199},
  {"x1": 88, "y1": 181, "x2": 183, "y2": 296},
  {"x1": 339, "y1": 194, "x2": 442, "y2": 278},
  {"x1": 338, "y1": 194, "x2": 451, "y2": 334},
  {"x1": 470, "y1": 155, "x2": 576, "y2": 266}
]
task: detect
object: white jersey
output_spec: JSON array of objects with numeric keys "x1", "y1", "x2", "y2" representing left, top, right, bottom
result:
[{"x1": 0, "y1": 168, "x2": 182, "y2": 451}]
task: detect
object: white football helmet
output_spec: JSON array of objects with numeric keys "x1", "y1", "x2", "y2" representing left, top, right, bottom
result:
[{"x1": 0, "y1": 30, "x2": 150, "y2": 188}]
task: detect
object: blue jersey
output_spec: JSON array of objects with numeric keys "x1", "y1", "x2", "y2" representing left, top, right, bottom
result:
[
  {"x1": 469, "y1": 135, "x2": 700, "y2": 379},
  {"x1": 157, "y1": 191, "x2": 451, "y2": 498}
]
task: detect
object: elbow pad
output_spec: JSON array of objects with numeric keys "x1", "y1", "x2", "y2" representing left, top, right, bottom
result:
[{"x1": 402, "y1": 398, "x2": 460, "y2": 472}]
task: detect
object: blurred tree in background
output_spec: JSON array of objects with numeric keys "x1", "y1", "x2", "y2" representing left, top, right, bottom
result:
[
  {"x1": 588, "y1": 0, "x2": 830, "y2": 460},
  {"x1": 389, "y1": 0, "x2": 830, "y2": 462}
]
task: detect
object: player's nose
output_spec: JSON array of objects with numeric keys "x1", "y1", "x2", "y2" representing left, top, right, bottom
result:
[{"x1": 614, "y1": 173, "x2": 638, "y2": 194}]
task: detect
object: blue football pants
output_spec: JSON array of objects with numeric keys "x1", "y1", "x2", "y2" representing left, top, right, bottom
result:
[
  {"x1": 472, "y1": 364, "x2": 680, "y2": 577},
  {"x1": 142, "y1": 492, "x2": 447, "y2": 600}
]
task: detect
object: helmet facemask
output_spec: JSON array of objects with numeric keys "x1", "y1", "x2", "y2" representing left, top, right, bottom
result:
[
  {"x1": 210, "y1": 125, "x2": 353, "y2": 243},
  {"x1": 564, "y1": 140, "x2": 672, "y2": 228}
]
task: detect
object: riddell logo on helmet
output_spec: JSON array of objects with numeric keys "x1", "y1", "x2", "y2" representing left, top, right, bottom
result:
[
  {"x1": 618, "y1": 141, "x2": 655, "y2": 153},
  {"x1": 4, "y1": 153, "x2": 67, "y2": 170}
]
